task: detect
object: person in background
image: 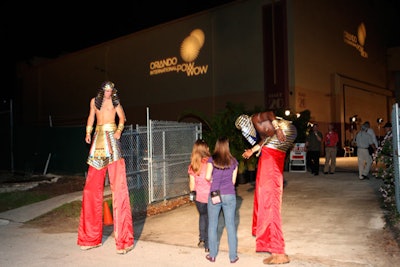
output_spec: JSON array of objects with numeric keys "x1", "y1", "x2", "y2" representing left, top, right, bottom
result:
[
  {"x1": 305, "y1": 124, "x2": 323, "y2": 176},
  {"x1": 323, "y1": 124, "x2": 339, "y2": 174},
  {"x1": 205, "y1": 137, "x2": 239, "y2": 264},
  {"x1": 77, "y1": 81, "x2": 134, "y2": 254},
  {"x1": 237, "y1": 110, "x2": 297, "y2": 265},
  {"x1": 382, "y1": 122, "x2": 392, "y2": 142},
  {"x1": 374, "y1": 122, "x2": 392, "y2": 159},
  {"x1": 188, "y1": 139, "x2": 211, "y2": 253},
  {"x1": 353, "y1": 124, "x2": 376, "y2": 180},
  {"x1": 363, "y1": 121, "x2": 379, "y2": 148}
]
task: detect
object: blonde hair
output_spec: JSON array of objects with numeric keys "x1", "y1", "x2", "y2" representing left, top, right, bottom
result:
[{"x1": 189, "y1": 139, "x2": 210, "y2": 174}]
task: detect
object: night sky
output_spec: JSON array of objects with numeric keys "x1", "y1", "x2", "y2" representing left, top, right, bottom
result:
[{"x1": 3, "y1": 1, "x2": 236, "y2": 60}]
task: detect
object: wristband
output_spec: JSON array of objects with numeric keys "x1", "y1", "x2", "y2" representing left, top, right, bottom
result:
[
  {"x1": 272, "y1": 120, "x2": 280, "y2": 130},
  {"x1": 117, "y1": 124, "x2": 124, "y2": 132},
  {"x1": 251, "y1": 144, "x2": 261, "y2": 153},
  {"x1": 86, "y1": 126, "x2": 93, "y2": 135}
]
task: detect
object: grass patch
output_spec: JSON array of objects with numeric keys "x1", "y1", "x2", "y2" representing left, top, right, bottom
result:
[
  {"x1": 0, "y1": 191, "x2": 51, "y2": 212},
  {"x1": 23, "y1": 201, "x2": 82, "y2": 233},
  {"x1": 30, "y1": 201, "x2": 82, "y2": 221}
]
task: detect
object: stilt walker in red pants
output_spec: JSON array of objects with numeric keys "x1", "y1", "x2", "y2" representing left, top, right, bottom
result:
[
  {"x1": 236, "y1": 111, "x2": 297, "y2": 265},
  {"x1": 77, "y1": 81, "x2": 134, "y2": 254}
]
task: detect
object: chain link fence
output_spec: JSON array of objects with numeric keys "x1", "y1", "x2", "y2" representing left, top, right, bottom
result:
[
  {"x1": 121, "y1": 120, "x2": 202, "y2": 216},
  {"x1": 0, "y1": 100, "x2": 202, "y2": 216}
]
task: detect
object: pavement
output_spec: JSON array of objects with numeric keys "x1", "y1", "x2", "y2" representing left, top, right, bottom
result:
[{"x1": 1, "y1": 157, "x2": 400, "y2": 266}]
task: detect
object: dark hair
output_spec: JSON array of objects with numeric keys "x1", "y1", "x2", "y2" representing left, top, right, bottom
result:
[{"x1": 212, "y1": 137, "x2": 235, "y2": 169}]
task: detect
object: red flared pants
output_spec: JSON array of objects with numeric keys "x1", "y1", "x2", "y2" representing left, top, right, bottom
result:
[
  {"x1": 77, "y1": 159, "x2": 134, "y2": 250},
  {"x1": 252, "y1": 146, "x2": 286, "y2": 254}
]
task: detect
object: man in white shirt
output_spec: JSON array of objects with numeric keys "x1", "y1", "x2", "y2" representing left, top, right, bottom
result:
[
  {"x1": 354, "y1": 124, "x2": 376, "y2": 179},
  {"x1": 363, "y1": 121, "x2": 378, "y2": 148}
]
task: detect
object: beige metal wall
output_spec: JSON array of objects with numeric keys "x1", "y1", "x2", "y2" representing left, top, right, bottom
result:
[
  {"x1": 19, "y1": 0, "x2": 270, "y2": 126},
  {"x1": 287, "y1": 0, "x2": 393, "y2": 131},
  {"x1": 18, "y1": 0, "x2": 395, "y2": 142}
]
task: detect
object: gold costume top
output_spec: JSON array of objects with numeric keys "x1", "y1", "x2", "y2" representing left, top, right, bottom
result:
[
  {"x1": 87, "y1": 123, "x2": 123, "y2": 169},
  {"x1": 264, "y1": 119, "x2": 297, "y2": 152}
]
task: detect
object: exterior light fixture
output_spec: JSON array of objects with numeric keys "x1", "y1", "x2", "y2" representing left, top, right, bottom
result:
[{"x1": 350, "y1": 115, "x2": 358, "y2": 122}]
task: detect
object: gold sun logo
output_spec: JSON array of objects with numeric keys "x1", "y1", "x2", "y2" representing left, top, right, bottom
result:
[
  {"x1": 357, "y1": 23, "x2": 366, "y2": 46},
  {"x1": 180, "y1": 29, "x2": 205, "y2": 63}
]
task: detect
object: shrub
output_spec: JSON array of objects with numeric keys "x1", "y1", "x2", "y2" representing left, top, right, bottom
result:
[{"x1": 373, "y1": 130, "x2": 399, "y2": 218}]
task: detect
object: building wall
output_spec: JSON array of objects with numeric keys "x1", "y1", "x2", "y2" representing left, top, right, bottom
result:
[
  {"x1": 19, "y1": 0, "x2": 270, "y2": 126},
  {"x1": 18, "y1": 0, "x2": 395, "y2": 146},
  {"x1": 286, "y1": 0, "x2": 394, "y2": 143}
]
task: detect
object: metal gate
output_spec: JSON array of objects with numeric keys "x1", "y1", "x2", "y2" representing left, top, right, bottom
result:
[{"x1": 120, "y1": 112, "x2": 202, "y2": 215}]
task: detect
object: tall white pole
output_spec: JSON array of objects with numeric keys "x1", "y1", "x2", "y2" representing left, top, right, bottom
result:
[{"x1": 10, "y1": 99, "x2": 14, "y2": 173}]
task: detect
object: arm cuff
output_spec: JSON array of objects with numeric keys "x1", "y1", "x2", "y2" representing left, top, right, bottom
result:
[
  {"x1": 86, "y1": 126, "x2": 93, "y2": 135},
  {"x1": 117, "y1": 124, "x2": 124, "y2": 132},
  {"x1": 251, "y1": 144, "x2": 261, "y2": 153},
  {"x1": 272, "y1": 120, "x2": 280, "y2": 130}
]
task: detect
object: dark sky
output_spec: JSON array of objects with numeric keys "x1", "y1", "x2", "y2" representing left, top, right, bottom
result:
[
  {"x1": 2, "y1": 1, "x2": 236, "y2": 61},
  {"x1": 1, "y1": 0, "x2": 399, "y2": 99},
  {"x1": 2, "y1": 1, "x2": 400, "y2": 60},
  {"x1": 0, "y1": 0, "x2": 236, "y2": 99}
]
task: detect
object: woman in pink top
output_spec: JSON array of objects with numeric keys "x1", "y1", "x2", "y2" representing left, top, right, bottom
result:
[{"x1": 188, "y1": 139, "x2": 211, "y2": 252}]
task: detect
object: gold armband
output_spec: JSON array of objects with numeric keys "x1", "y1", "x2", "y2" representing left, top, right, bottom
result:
[
  {"x1": 86, "y1": 126, "x2": 93, "y2": 135},
  {"x1": 251, "y1": 144, "x2": 261, "y2": 153},
  {"x1": 117, "y1": 124, "x2": 124, "y2": 132},
  {"x1": 272, "y1": 120, "x2": 280, "y2": 130}
]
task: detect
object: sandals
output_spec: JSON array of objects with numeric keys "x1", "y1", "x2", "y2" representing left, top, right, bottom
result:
[
  {"x1": 116, "y1": 244, "x2": 134, "y2": 255},
  {"x1": 80, "y1": 244, "x2": 101, "y2": 250}
]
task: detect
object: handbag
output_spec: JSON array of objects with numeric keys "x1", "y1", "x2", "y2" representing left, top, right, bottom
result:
[{"x1": 210, "y1": 190, "x2": 222, "y2": 204}]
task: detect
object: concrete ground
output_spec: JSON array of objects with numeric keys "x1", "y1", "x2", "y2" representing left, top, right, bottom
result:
[{"x1": 1, "y1": 157, "x2": 400, "y2": 266}]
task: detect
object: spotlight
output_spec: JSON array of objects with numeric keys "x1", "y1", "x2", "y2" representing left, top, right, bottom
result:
[
  {"x1": 285, "y1": 110, "x2": 291, "y2": 116},
  {"x1": 377, "y1": 118, "x2": 383, "y2": 124},
  {"x1": 350, "y1": 115, "x2": 358, "y2": 123}
]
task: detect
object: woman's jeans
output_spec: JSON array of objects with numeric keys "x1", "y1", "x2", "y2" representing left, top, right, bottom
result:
[
  {"x1": 208, "y1": 194, "x2": 238, "y2": 261},
  {"x1": 195, "y1": 201, "x2": 208, "y2": 247}
]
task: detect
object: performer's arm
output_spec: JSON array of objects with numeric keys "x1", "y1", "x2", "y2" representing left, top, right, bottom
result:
[
  {"x1": 254, "y1": 111, "x2": 286, "y2": 142},
  {"x1": 242, "y1": 112, "x2": 273, "y2": 159},
  {"x1": 114, "y1": 104, "x2": 126, "y2": 140},
  {"x1": 85, "y1": 98, "x2": 96, "y2": 144}
]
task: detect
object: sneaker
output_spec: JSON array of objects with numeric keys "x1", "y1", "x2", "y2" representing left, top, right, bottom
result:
[{"x1": 116, "y1": 244, "x2": 133, "y2": 255}]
